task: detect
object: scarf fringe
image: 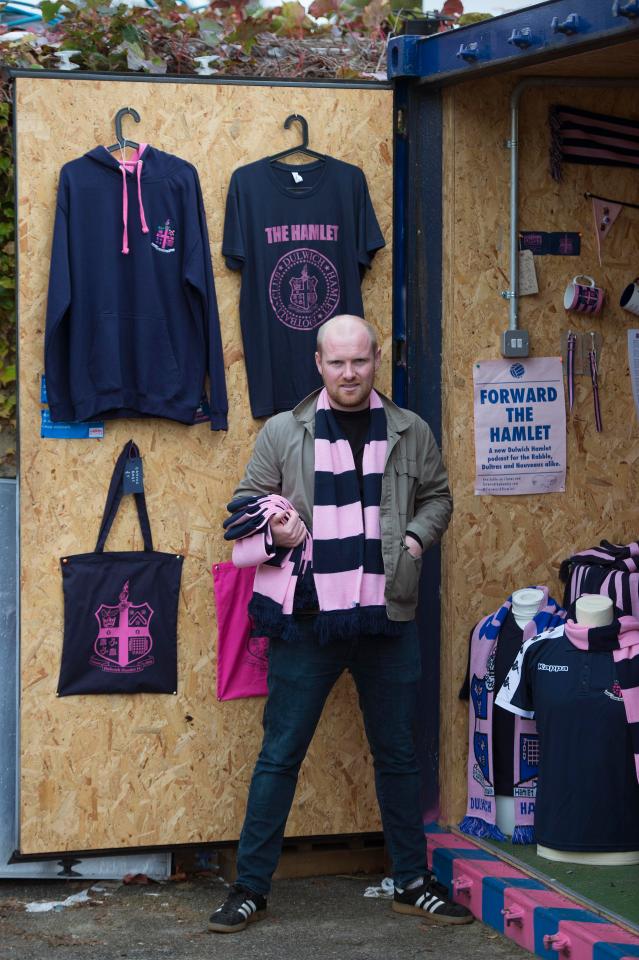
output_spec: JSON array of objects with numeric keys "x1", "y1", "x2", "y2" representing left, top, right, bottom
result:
[
  {"x1": 459, "y1": 816, "x2": 507, "y2": 842},
  {"x1": 314, "y1": 607, "x2": 404, "y2": 645},
  {"x1": 512, "y1": 824, "x2": 535, "y2": 845},
  {"x1": 249, "y1": 594, "x2": 403, "y2": 644}
]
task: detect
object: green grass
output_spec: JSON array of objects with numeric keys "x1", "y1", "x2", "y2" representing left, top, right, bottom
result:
[{"x1": 483, "y1": 837, "x2": 639, "y2": 927}]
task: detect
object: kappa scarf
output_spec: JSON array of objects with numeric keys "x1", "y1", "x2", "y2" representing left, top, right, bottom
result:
[
  {"x1": 565, "y1": 616, "x2": 639, "y2": 785},
  {"x1": 225, "y1": 389, "x2": 398, "y2": 644},
  {"x1": 560, "y1": 539, "x2": 639, "y2": 618},
  {"x1": 460, "y1": 588, "x2": 566, "y2": 844},
  {"x1": 550, "y1": 104, "x2": 639, "y2": 182}
]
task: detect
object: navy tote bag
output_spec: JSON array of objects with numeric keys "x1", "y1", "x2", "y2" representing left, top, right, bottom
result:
[{"x1": 57, "y1": 440, "x2": 184, "y2": 695}]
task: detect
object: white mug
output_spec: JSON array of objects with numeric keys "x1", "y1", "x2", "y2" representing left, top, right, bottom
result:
[{"x1": 620, "y1": 279, "x2": 639, "y2": 316}]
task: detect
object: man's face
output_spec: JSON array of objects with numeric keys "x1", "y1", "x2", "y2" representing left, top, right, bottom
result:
[{"x1": 315, "y1": 324, "x2": 381, "y2": 411}]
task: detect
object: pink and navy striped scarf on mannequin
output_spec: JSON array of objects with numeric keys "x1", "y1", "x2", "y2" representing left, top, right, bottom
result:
[
  {"x1": 225, "y1": 388, "x2": 401, "y2": 643},
  {"x1": 565, "y1": 616, "x2": 639, "y2": 784},
  {"x1": 460, "y1": 589, "x2": 566, "y2": 845}
]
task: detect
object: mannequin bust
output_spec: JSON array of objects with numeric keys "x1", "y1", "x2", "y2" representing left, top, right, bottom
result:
[
  {"x1": 537, "y1": 594, "x2": 639, "y2": 865},
  {"x1": 495, "y1": 587, "x2": 545, "y2": 836}
]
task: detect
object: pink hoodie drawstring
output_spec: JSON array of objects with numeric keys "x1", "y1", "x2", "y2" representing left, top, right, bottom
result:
[
  {"x1": 136, "y1": 160, "x2": 149, "y2": 236},
  {"x1": 120, "y1": 162, "x2": 129, "y2": 255},
  {"x1": 118, "y1": 149, "x2": 149, "y2": 255}
]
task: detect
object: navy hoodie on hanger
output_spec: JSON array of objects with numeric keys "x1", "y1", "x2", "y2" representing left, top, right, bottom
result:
[{"x1": 45, "y1": 143, "x2": 228, "y2": 429}]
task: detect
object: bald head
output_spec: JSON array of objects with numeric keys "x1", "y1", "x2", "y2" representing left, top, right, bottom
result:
[
  {"x1": 314, "y1": 314, "x2": 381, "y2": 411},
  {"x1": 316, "y1": 315, "x2": 378, "y2": 357}
]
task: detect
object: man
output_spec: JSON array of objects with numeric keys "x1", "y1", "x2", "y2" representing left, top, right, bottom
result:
[{"x1": 209, "y1": 315, "x2": 470, "y2": 933}]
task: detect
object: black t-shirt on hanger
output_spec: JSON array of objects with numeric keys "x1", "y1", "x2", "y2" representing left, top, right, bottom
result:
[{"x1": 223, "y1": 156, "x2": 385, "y2": 418}]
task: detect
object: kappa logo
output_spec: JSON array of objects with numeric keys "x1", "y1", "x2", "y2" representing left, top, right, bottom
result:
[
  {"x1": 152, "y1": 218, "x2": 176, "y2": 254},
  {"x1": 91, "y1": 580, "x2": 154, "y2": 674},
  {"x1": 537, "y1": 662, "x2": 568, "y2": 672}
]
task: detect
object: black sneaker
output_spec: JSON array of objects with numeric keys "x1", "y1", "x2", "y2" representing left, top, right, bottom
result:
[
  {"x1": 207, "y1": 883, "x2": 267, "y2": 934},
  {"x1": 393, "y1": 879, "x2": 473, "y2": 925}
]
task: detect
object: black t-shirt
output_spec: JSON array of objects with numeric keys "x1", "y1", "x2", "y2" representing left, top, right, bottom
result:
[
  {"x1": 496, "y1": 625, "x2": 639, "y2": 852},
  {"x1": 222, "y1": 156, "x2": 385, "y2": 418},
  {"x1": 332, "y1": 407, "x2": 371, "y2": 498}
]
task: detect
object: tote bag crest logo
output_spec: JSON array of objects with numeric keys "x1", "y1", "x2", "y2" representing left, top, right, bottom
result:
[
  {"x1": 58, "y1": 440, "x2": 183, "y2": 696},
  {"x1": 91, "y1": 579, "x2": 155, "y2": 674}
]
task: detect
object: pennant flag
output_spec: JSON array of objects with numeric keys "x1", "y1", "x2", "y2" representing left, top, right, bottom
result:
[{"x1": 592, "y1": 196, "x2": 622, "y2": 265}]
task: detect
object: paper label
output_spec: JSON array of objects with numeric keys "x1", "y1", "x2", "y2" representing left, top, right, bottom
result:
[
  {"x1": 291, "y1": 171, "x2": 303, "y2": 183},
  {"x1": 519, "y1": 250, "x2": 538, "y2": 296},
  {"x1": 123, "y1": 456, "x2": 144, "y2": 493},
  {"x1": 41, "y1": 409, "x2": 105, "y2": 439}
]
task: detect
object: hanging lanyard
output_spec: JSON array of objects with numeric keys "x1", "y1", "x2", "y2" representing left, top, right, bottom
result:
[
  {"x1": 588, "y1": 333, "x2": 603, "y2": 433},
  {"x1": 567, "y1": 331, "x2": 576, "y2": 412}
]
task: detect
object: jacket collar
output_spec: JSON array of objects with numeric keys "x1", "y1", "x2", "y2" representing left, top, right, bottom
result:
[{"x1": 292, "y1": 388, "x2": 412, "y2": 435}]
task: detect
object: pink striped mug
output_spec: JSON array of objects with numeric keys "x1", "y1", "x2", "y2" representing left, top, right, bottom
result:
[{"x1": 563, "y1": 275, "x2": 604, "y2": 314}]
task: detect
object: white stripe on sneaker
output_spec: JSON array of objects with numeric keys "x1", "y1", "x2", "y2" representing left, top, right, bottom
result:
[
  {"x1": 415, "y1": 894, "x2": 426, "y2": 908},
  {"x1": 427, "y1": 899, "x2": 444, "y2": 913},
  {"x1": 246, "y1": 900, "x2": 256, "y2": 912},
  {"x1": 237, "y1": 905, "x2": 249, "y2": 919}
]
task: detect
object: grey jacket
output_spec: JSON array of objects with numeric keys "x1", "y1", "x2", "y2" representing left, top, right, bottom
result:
[{"x1": 233, "y1": 389, "x2": 452, "y2": 621}]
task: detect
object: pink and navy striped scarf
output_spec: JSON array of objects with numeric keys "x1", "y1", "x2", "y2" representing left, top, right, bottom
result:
[
  {"x1": 560, "y1": 539, "x2": 639, "y2": 618},
  {"x1": 550, "y1": 104, "x2": 639, "y2": 182},
  {"x1": 565, "y1": 616, "x2": 639, "y2": 784},
  {"x1": 226, "y1": 388, "x2": 400, "y2": 643}
]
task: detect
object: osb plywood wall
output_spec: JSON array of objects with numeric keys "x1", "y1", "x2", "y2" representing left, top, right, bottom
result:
[
  {"x1": 440, "y1": 78, "x2": 639, "y2": 823},
  {"x1": 16, "y1": 77, "x2": 393, "y2": 854}
]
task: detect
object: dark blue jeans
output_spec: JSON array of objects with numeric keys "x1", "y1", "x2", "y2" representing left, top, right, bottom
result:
[{"x1": 235, "y1": 618, "x2": 426, "y2": 895}]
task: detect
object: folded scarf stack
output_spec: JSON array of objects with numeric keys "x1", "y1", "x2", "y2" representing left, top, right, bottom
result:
[{"x1": 560, "y1": 539, "x2": 639, "y2": 618}]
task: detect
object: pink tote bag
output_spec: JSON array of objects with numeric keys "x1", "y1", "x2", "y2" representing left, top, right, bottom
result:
[{"x1": 212, "y1": 562, "x2": 269, "y2": 700}]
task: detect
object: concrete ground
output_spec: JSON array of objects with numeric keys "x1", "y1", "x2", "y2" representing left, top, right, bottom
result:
[{"x1": 0, "y1": 873, "x2": 530, "y2": 960}]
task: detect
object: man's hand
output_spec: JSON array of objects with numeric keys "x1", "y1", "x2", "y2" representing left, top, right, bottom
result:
[
  {"x1": 404, "y1": 533, "x2": 423, "y2": 559},
  {"x1": 269, "y1": 509, "x2": 307, "y2": 549}
]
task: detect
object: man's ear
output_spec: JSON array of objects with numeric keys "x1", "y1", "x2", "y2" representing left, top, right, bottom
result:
[
  {"x1": 315, "y1": 351, "x2": 322, "y2": 376},
  {"x1": 374, "y1": 347, "x2": 382, "y2": 371}
]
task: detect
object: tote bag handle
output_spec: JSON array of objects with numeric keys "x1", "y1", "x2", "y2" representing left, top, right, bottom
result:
[{"x1": 95, "y1": 440, "x2": 154, "y2": 553}]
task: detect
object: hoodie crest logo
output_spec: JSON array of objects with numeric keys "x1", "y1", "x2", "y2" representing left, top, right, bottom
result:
[{"x1": 152, "y1": 218, "x2": 176, "y2": 254}]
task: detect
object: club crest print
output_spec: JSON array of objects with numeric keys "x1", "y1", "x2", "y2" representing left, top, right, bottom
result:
[
  {"x1": 269, "y1": 248, "x2": 340, "y2": 329},
  {"x1": 91, "y1": 580, "x2": 155, "y2": 673},
  {"x1": 152, "y1": 218, "x2": 176, "y2": 253}
]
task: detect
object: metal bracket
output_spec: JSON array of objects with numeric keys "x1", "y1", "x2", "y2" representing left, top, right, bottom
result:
[
  {"x1": 551, "y1": 13, "x2": 580, "y2": 34},
  {"x1": 57, "y1": 857, "x2": 83, "y2": 877},
  {"x1": 561, "y1": 330, "x2": 603, "y2": 374},
  {"x1": 394, "y1": 338, "x2": 407, "y2": 369},
  {"x1": 508, "y1": 27, "x2": 534, "y2": 48},
  {"x1": 456, "y1": 42, "x2": 480, "y2": 61},
  {"x1": 500, "y1": 290, "x2": 515, "y2": 299},
  {"x1": 613, "y1": 0, "x2": 639, "y2": 16}
]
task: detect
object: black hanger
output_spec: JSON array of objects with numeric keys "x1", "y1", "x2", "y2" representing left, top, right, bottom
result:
[
  {"x1": 107, "y1": 107, "x2": 141, "y2": 153},
  {"x1": 269, "y1": 114, "x2": 325, "y2": 164}
]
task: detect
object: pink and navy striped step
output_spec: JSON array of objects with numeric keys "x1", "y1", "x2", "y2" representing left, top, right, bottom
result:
[{"x1": 425, "y1": 825, "x2": 639, "y2": 960}]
